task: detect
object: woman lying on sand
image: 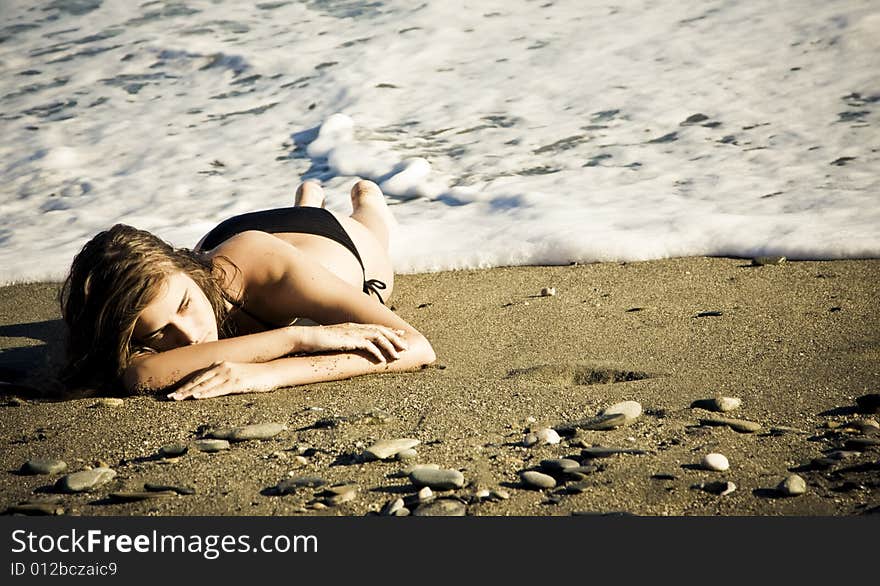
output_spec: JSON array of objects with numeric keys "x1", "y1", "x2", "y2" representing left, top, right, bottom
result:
[{"x1": 59, "y1": 180, "x2": 436, "y2": 400}]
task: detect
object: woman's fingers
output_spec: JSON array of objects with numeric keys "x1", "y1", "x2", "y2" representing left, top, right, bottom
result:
[
  {"x1": 167, "y1": 362, "x2": 223, "y2": 400},
  {"x1": 359, "y1": 340, "x2": 387, "y2": 363},
  {"x1": 372, "y1": 333, "x2": 401, "y2": 360}
]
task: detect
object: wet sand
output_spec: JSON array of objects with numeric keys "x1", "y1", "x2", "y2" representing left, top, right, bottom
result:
[{"x1": 1, "y1": 257, "x2": 878, "y2": 516}]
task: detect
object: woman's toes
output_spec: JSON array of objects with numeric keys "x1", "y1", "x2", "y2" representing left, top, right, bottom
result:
[{"x1": 295, "y1": 181, "x2": 325, "y2": 207}]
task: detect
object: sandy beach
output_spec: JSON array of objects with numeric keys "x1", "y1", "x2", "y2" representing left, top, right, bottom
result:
[{"x1": 1, "y1": 257, "x2": 878, "y2": 516}]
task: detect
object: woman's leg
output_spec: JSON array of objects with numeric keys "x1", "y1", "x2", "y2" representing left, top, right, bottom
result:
[
  {"x1": 295, "y1": 180, "x2": 325, "y2": 207},
  {"x1": 348, "y1": 180, "x2": 396, "y2": 252}
]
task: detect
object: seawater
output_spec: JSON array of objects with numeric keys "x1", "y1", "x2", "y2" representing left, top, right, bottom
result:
[{"x1": 1, "y1": 0, "x2": 878, "y2": 284}]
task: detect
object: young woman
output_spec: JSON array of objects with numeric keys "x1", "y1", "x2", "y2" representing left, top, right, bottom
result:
[{"x1": 60, "y1": 180, "x2": 436, "y2": 400}]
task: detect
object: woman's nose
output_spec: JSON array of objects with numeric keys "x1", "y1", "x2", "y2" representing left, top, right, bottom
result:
[{"x1": 170, "y1": 322, "x2": 199, "y2": 346}]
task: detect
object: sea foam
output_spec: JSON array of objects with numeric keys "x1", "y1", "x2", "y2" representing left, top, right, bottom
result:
[{"x1": 0, "y1": 0, "x2": 878, "y2": 284}]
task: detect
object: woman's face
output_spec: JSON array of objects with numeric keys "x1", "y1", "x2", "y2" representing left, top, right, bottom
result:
[{"x1": 132, "y1": 271, "x2": 218, "y2": 352}]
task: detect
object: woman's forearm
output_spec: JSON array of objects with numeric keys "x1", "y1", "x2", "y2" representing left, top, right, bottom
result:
[
  {"x1": 123, "y1": 326, "x2": 309, "y2": 392},
  {"x1": 262, "y1": 334, "x2": 436, "y2": 389}
]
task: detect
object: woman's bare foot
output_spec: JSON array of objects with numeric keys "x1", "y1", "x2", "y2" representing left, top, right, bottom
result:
[
  {"x1": 349, "y1": 180, "x2": 396, "y2": 251},
  {"x1": 295, "y1": 181, "x2": 325, "y2": 207}
]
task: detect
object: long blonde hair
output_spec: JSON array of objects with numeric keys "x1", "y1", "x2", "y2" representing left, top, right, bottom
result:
[{"x1": 59, "y1": 224, "x2": 240, "y2": 392}]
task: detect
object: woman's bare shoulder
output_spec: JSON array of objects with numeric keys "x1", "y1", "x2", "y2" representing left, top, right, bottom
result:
[{"x1": 206, "y1": 230, "x2": 306, "y2": 285}]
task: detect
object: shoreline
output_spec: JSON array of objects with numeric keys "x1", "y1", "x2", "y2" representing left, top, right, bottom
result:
[{"x1": 1, "y1": 257, "x2": 878, "y2": 516}]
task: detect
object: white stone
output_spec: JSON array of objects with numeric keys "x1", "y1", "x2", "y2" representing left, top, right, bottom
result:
[
  {"x1": 364, "y1": 438, "x2": 420, "y2": 460},
  {"x1": 712, "y1": 397, "x2": 742, "y2": 412},
  {"x1": 602, "y1": 400, "x2": 642, "y2": 422},
  {"x1": 702, "y1": 453, "x2": 730, "y2": 471},
  {"x1": 522, "y1": 433, "x2": 539, "y2": 447},
  {"x1": 778, "y1": 474, "x2": 807, "y2": 496},
  {"x1": 535, "y1": 427, "x2": 561, "y2": 445},
  {"x1": 540, "y1": 287, "x2": 557, "y2": 297}
]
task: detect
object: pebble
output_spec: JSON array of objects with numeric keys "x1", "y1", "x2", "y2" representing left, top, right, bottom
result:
[
  {"x1": 710, "y1": 396, "x2": 742, "y2": 412},
  {"x1": 580, "y1": 446, "x2": 647, "y2": 459},
  {"x1": 417, "y1": 486, "x2": 434, "y2": 502},
  {"x1": 381, "y1": 498, "x2": 405, "y2": 516},
  {"x1": 275, "y1": 476, "x2": 327, "y2": 495},
  {"x1": 409, "y1": 468, "x2": 465, "y2": 490},
  {"x1": 563, "y1": 465, "x2": 600, "y2": 481},
  {"x1": 534, "y1": 427, "x2": 561, "y2": 445},
  {"x1": 5, "y1": 503, "x2": 65, "y2": 516},
  {"x1": 108, "y1": 491, "x2": 176, "y2": 503},
  {"x1": 193, "y1": 439, "x2": 230, "y2": 453},
  {"x1": 556, "y1": 413, "x2": 628, "y2": 434},
  {"x1": 777, "y1": 474, "x2": 807, "y2": 496},
  {"x1": 855, "y1": 394, "x2": 880, "y2": 414},
  {"x1": 403, "y1": 463, "x2": 440, "y2": 475},
  {"x1": 520, "y1": 470, "x2": 557, "y2": 489},
  {"x1": 208, "y1": 422, "x2": 287, "y2": 442},
  {"x1": 309, "y1": 502, "x2": 328, "y2": 511},
  {"x1": 522, "y1": 433, "x2": 539, "y2": 447},
  {"x1": 93, "y1": 398, "x2": 124, "y2": 408},
  {"x1": 602, "y1": 400, "x2": 642, "y2": 422},
  {"x1": 490, "y1": 489, "x2": 510, "y2": 501},
  {"x1": 20, "y1": 458, "x2": 67, "y2": 475},
  {"x1": 56, "y1": 467, "x2": 117, "y2": 493},
  {"x1": 540, "y1": 287, "x2": 557, "y2": 297},
  {"x1": 701, "y1": 453, "x2": 730, "y2": 471},
  {"x1": 769, "y1": 426, "x2": 808, "y2": 436},
  {"x1": 699, "y1": 416, "x2": 762, "y2": 433},
  {"x1": 321, "y1": 484, "x2": 358, "y2": 506},
  {"x1": 144, "y1": 483, "x2": 195, "y2": 495},
  {"x1": 412, "y1": 499, "x2": 466, "y2": 516},
  {"x1": 364, "y1": 438, "x2": 420, "y2": 460},
  {"x1": 394, "y1": 507, "x2": 411, "y2": 516},
  {"x1": 396, "y1": 448, "x2": 418, "y2": 461},
  {"x1": 158, "y1": 444, "x2": 188, "y2": 458},
  {"x1": 540, "y1": 458, "x2": 580, "y2": 473},
  {"x1": 844, "y1": 419, "x2": 880, "y2": 434},
  {"x1": 291, "y1": 455, "x2": 309, "y2": 467},
  {"x1": 751, "y1": 256, "x2": 786, "y2": 266}
]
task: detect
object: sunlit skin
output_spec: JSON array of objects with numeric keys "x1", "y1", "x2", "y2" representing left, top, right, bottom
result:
[
  {"x1": 132, "y1": 271, "x2": 219, "y2": 352},
  {"x1": 122, "y1": 180, "x2": 436, "y2": 400}
]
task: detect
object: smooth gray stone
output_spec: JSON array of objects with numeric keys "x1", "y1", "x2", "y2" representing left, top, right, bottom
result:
[
  {"x1": 520, "y1": 470, "x2": 556, "y2": 489},
  {"x1": 710, "y1": 397, "x2": 742, "y2": 412},
  {"x1": 144, "y1": 483, "x2": 196, "y2": 495},
  {"x1": 412, "y1": 499, "x2": 466, "y2": 516},
  {"x1": 581, "y1": 446, "x2": 647, "y2": 459},
  {"x1": 409, "y1": 468, "x2": 465, "y2": 490},
  {"x1": 20, "y1": 458, "x2": 67, "y2": 475},
  {"x1": 555, "y1": 413, "x2": 628, "y2": 434},
  {"x1": 699, "y1": 416, "x2": 762, "y2": 433},
  {"x1": 539, "y1": 458, "x2": 580, "y2": 473},
  {"x1": 208, "y1": 423, "x2": 286, "y2": 442},
  {"x1": 193, "y1": 439, "x2": 230, "y2": 452},
  {"x1": 158, "y1": 444, "x2": 188, "y2": 458},
  {"x1": 275, "y1": 476, "x2": 327, "y2": 495},
  {"x1": 563, "y1": 465, "x2": 600, "y2": 480},
  {"x1": 56, "y1": 467, "x2": 116, "y2": 493},
  {"x1": 364, "y1": 438, "x2": 420, "y2": 460},
  {"x1": 108, "y1": 491, "x2": 176, "y2": 503}
]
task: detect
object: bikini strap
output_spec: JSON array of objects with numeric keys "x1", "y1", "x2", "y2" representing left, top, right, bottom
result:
[{"x1": 363, "y1": 279, "x2": 387, "y2": 305}]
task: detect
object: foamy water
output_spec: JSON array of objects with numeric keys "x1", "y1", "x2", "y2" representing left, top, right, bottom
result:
[{"x1": 1, "y1": 0, "x2": 878, "y2": 284}]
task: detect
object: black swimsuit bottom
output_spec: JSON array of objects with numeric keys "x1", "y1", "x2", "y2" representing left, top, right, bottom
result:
[{"x1": 199, "y1": 207, "x2": 387, "y2": 304}]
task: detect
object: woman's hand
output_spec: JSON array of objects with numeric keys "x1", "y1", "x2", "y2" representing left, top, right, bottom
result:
[
  {"x1": 298, "y1": 323, "x2": 409, "y2": 363},
  {"x1": 167, "y1": 361, "x2": 275, "y2": 401}
]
